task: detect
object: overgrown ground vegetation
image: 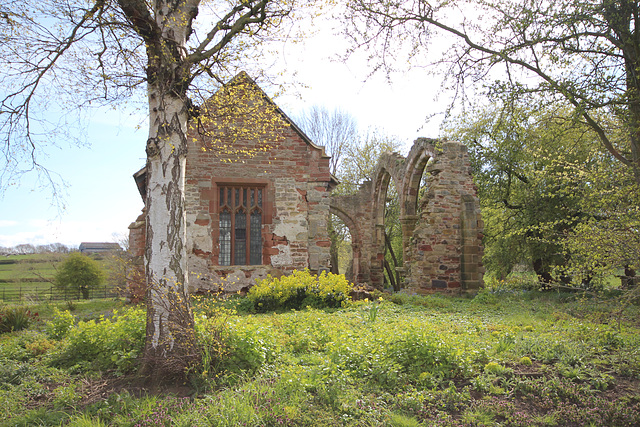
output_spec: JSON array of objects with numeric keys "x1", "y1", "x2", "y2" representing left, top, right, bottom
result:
[{"x1": 2, "y1": 274, "x2": 640, "y2": 426}]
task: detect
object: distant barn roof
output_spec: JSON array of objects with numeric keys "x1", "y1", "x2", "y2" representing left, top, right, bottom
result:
[{"x1": 79, "y1": 242, "x2": 122, "y2": 253}]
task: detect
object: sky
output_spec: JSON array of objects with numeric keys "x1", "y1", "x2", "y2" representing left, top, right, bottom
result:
[{"x1": 0, "y1": 10, "x2": 449, "y2": 249}]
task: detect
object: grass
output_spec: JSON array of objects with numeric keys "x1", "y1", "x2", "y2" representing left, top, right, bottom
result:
[
  {"x1": 0, "y1": 254, "x2": 122, "y2": 300},
  {"x1": 0, "y1": 254, "x2": 63, "y2": 283},
  {"x1": 1, "y1": 290, "x2": 640, "y2": 426}
]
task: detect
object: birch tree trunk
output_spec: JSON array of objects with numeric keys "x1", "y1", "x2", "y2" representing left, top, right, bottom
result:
[
  {"x1": 113, "y1": 0, "x2": 293, "y2": 380},
  {"x1": 142, "y1": 89, "x2": 196, "y2": 378},
  {"x1": 130, "y1": 0, "x2": 198, "y2": 379}
]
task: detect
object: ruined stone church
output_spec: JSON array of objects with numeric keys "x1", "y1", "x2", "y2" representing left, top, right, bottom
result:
[{"x1": 129, "y1": 72, "x2": 484, "y2": 294}]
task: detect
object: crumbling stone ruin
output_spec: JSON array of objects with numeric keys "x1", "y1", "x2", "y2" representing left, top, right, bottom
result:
[
  {"x1": 332, "y1": 139, "x2": 484, "y2": 292},
  {"x1": 129, "y1": 73, "x2": 483, "y2": 295}
]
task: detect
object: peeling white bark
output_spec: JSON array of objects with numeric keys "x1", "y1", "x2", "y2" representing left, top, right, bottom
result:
[
  {"x1": 144, "y1": 90, "x2": 192, "y2": 355},
  {"x1": 141, "y1": 1, "x2": 197, "y2": 368}
]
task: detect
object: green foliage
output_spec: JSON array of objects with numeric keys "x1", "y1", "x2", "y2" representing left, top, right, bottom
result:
[
  {"x1": 190, "y1": 302, "x2": 234, "y2": 387},
  {"x1": 389, "y1": 292, "x2": 453, "y2": 309},
  {"x1": 247, "y1": 269, "x2": 353, "y2": 312},
  {"x1": 387, "y1": 413, "x2": 422, "y2": 427},
  {"x1": 4, "y1": 294, "x2": 640, "y2": 425},
  {"x1": 46, "y1": 308, "x2": 76, "y2": 339},
  {"x1": 444, "y1": 101, "x2": 638, "y2": 286},
  {"x1": 7, "y1": 407, "x2": 70, "y2": 426},
  {"x1": 53, "y1": 307, "x2": 145, "y2": 374},
  {"x1": 484, "y1": 361, "x2": 510, "y2": 376},
  {"x1": 519, "y1": 356, "x2": 533, "y2": 366},
  {"x1": 52, "y1": 383, "x2": 81, "y2": 409},
  {"x1": 362, "y1": 297, "x2": 384, "y2": 323},
  {"x1": 224, "y1": 320, "x2": 278, "y2": 376},
  {"x1": 0, "y1": 305, "x2": 38, "y2": 333},
  {"x1": 54, "y1": 253, "x2": 105, "y2": 299}
]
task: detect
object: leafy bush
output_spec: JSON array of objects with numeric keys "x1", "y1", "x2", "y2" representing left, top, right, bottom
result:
[
  {"x1": 247, "y1": 269, "x2": 352, "y2": 312},
  {"x1": 0, "y1": 306, "x2": 38, "y2": 333},
  {"x1": 191, "y1": 305, "x2": 234, "y2": 386},
  {"x1": 46, "y1": 308, "x2": 76, "y2": 340},
  {"x1": 54, "y1": 252, "x2": 105, "y2": 299},
  {"x1": 53, "y1": 307, "x2": 145, "y2": 374},
  {"x1": 24, "y1": 336, "x2": 56, "y2": 357}
]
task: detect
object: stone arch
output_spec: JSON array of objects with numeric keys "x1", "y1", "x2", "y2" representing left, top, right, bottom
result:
[
  {"x1": 329, "y1": 181, "x2": 373, "y2": 286},
  {"x1": 402, "y1": 138, "x2": 438, "y2": 218},
  {"x1": 328, "y1": 138, "x2": 483, "y2": 293},
  {"x1": 370, "y1": 153, "x2": 405, "y2": 288},
  {"x1": 329, "y1": 205, "x2": 363, "y2": 283},
  {"x1": 399, "y1": 139, "x2": 438, "y2": 276},
  {"x1": 370, "y1": 167, "x2": 392, "y2": 288}
]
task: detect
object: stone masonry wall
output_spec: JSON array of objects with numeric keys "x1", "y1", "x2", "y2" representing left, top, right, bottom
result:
[
  {"x1": 183, "y1": 73, "x2": 334, "y2": 293},
  {"x1": 404, "y1": 141, "x2": 484, "y2": 291},
  {"x1": 128, "y1": 73, "x2": 334, "y2": 295}
]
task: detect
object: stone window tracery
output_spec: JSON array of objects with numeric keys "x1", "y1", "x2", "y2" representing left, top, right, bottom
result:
[{"x1": 217, "y1": 185, "x2": 264, "y2": 265}]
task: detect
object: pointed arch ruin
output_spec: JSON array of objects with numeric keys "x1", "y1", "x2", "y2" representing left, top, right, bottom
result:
[{"x1": 329, "y1": 138, "x2": 484, "y2": 293}]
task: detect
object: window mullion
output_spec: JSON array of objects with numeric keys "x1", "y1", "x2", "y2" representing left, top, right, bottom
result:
[{"x1": 230, "y1": 189, "x2": 235, "y2": 265}]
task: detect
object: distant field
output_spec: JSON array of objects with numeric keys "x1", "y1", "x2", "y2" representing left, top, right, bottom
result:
[
  {"x1": 0, "y1": 253, "x2": 62, "y2": 284},
  {"x1": 0, "y1": 253, "x2": 120, "y2": 302}
]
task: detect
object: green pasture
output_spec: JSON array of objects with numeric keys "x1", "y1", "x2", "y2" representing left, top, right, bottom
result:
[
  {"x1": 0, "y1": 254, "x2": 62, "y2": 282},
  {"x1": 0, "y1": 253, "x2": 119, "y2": 297}
]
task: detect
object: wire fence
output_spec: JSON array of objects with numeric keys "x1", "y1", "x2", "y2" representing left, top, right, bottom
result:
[{"x1": 0, "y1": 285, "x2": 120, "y2": 303}]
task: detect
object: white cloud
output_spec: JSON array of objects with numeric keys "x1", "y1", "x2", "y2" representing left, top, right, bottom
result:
[{"x1": 0, "y1": 220, "x2": 18, "y2": 227}]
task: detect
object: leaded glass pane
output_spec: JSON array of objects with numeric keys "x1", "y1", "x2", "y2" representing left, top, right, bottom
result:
[
  {"x1": 235, "y1": 209, "x2": 246, "y2": 265},
  {"x1": 218, "y1": 185, "x2": 265, "y2": 266},
  {"x1": 219, "y1": 209, "x2": 231, "y2": 265},
  {"x1": 250, "y1": 209, "x2": 262, "y2": 265}
]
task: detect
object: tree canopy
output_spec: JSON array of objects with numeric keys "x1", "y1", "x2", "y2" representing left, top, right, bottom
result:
[
  {"x1": 345, "y1": 0, "x2": 640, "y2": 184},
  {"x1": 444, "y1": 99, "x2": 639, "y2": 286},
  {"x1": 55, "y1": 252, "x2": 105, "y2": 299}
]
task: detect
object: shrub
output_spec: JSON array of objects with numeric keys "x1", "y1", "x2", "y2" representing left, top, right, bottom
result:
[
  {"x1": 54, "y1": 253, "x2": 105, "y2": 299},
  {"x1": 519, "y1": 356, "x2": 533, "y2": 366},
  {"x1": 53, "y1": 307, "x2": 145, "y2": 374},
  {"x1": 0, "y1": 306, "x2": 38, "y2": 333},
  {"x1": 484, "y1": 361, "x2": 507, "y2": 374},
  {"x1": 46, "y1": 308, "x2": 76, "y2": 340},
  {"x1": 248, "y1": 269, "x2": 352, "y2": 312},
  {"x1": 191, "y1": 305, "x2": 234, "y2": 386},
  {"x1": 24, "y1": 336, "x2": 55, "y2": 357}
]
